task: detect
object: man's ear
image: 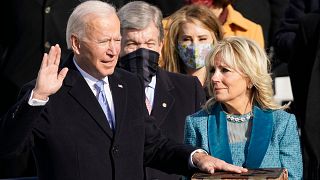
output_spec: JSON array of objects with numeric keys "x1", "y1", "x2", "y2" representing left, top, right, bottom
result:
[
  {"x1": 71, "y1": 34, "x2": 81, "y2": 54},
  {"x1": 158, "y1": 39, "x2": 164, "y2": 66},
  {"x1": 159, "y1": 39, "x2": 164, "y2": 51}
]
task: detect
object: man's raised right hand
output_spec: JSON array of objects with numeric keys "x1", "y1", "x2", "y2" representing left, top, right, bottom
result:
[{"x1": 33, "y1": 44, "x2": 69, "y2": 100}]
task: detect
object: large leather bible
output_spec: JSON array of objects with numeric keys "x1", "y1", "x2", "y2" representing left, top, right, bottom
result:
[{"x1": 191, "y1": 168, "x2": 288, "y2": 180}]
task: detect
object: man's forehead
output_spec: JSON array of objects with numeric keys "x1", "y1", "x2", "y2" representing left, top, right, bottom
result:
[
  {"x1": 123, "y1": 27, "x2": 159, "y2": 41},
  {"x1": 84, "y1": 16, "x2": 121, "y2": 35}
]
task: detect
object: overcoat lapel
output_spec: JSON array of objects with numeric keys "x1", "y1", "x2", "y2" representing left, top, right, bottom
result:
[
  {"x1": 66, "y1": 70, "x2": 114, "y2": 138},
  {"x1": 64, "y1": 58, "x2": 114, "y2": 138},
  {"x1": 152, "y1": 70, "x2": 174, "y2": 126},
  {"x1": 108, "y1": 71, "x2": 127, "y2": 135}
]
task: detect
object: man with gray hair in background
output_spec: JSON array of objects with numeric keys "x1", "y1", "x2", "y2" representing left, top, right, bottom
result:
[
  {"x1": 0, "y1": 1, "x2": 247, "y2": 179},
  {"x1": 117, "y1": 1, "x2": 206, "y2": 179}
]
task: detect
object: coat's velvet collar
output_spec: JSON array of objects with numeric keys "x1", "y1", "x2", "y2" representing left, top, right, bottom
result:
[{"x1": 207, "y1": 103, "x2": 273, "y2": 168}]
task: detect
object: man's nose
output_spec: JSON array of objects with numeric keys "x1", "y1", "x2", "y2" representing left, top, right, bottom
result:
[
  {"x1": 137, "y1": 44, "x2": 148, "y2": 49},
  {"x1": 108, "y1": 40, "x2": 119, "y2": 55}
]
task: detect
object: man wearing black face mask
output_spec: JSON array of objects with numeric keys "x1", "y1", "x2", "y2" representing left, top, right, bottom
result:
[
  {"x1": 118, "y1": 2, "x2": 206, "y2": 180},
  {"x1": 118, "y1": 48, "x2": 159, "y2": 87}
]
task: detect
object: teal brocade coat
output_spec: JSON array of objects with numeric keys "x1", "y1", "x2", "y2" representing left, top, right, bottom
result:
[{"x1": 184, "y1": 103, "x2": 303, "y2": 179}]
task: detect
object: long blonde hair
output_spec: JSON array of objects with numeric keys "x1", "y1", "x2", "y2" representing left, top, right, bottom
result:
[
  {"x1": 161, "y1": 4, "x2": 223, "y2": 73},
  {"x1": 204, "y1": 36, "x2": 286, "y2": 111}
]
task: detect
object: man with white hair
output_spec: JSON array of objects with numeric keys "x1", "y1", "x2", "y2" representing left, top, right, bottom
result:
[{"x1": 0, "y1": 1, "x2": 247, "y2": 179}]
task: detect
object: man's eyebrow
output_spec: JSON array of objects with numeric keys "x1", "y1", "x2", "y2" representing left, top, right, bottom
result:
[{"x1": 124, "y1": 39, "x2": 137, "y2": 43}]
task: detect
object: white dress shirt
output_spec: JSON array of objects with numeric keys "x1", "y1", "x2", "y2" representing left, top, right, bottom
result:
[
  {"x1": 73, "y1": 58, "x2": 115, "y2": 123},
  {"x1": 145, "y1": 75, "x2": 156, "y2": 110}
]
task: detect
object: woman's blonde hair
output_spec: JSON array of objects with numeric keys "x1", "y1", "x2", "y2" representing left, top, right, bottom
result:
[
  {"x1": 204, "y1": 36, "x2": 286, "y2": 111},
  {"x1": 161, "y1": 4, "x2": 223, "y2": 73}
]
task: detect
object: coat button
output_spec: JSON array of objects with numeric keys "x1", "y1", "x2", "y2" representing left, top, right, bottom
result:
[
  {"x1": 112, "y1": 145, "x2": 119, "y2": 156},
  {"x1": 45, "y1": 6, "x2": 51, "y2": 14},
  {"x1": 44, "y1": 41, "x2": 51, "y2": 49}
]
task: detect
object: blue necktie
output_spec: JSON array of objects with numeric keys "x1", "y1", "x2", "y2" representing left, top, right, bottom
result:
[{"x1": 95, "y1": 80, "x2": 115, "y2": 131}]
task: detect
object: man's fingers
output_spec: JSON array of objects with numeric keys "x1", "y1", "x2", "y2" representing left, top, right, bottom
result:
[
  {"x1": 195, "y1": 154, "x2": 248, "y2": 175},
  {"x1": 54, "y1": 44, "x2": 61, "y2": 66},
  {"x1": 206, "y1": 163, "x2": 215, "y2": 174},
  {"x1": 209, "y1": 168, "x2": 215, "y2": 174},
  {"x1": 207, "y1": 158, "x2": 248, "y2": 174},
  {"x1": 47, "y1": 45, "x2": 58, "y2": 65},
  {"x1": 218, "y1": 162, "x2": 248, "y2": 174},
  {"x1": 221, "y1": 164, "x2": 242, "y2": 173},
  {"x1": 58, "y1": 68, "x2": 69, "y2": 82},
  {"x1": 40, "y1": 53, "x2": 49, "y2": 69}
]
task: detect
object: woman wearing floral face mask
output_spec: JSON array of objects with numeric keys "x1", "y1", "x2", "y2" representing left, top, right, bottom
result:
[{"x1": 161, "y1": 4, "x2": 223, "y2": 87}]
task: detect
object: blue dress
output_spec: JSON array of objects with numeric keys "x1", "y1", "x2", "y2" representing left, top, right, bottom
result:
[{"x1": 184, "y1": 103, "x2": 303, "y2": 179}]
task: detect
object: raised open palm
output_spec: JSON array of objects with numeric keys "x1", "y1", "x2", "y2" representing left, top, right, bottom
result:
[{"x1": 33, "y1": 44, "x2": 69, "y2": 100}]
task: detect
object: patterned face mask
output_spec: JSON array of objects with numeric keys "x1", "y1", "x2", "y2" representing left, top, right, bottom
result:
[
  {"x1": 118, "y1": 48, "x2": 159, "y2": 87},
  {"x1": 177, "y1": 43, "x2": 213, "y2": 69}
]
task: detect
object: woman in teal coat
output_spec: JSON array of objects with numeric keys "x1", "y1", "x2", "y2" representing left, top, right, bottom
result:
[{"x1": 184, "y1": 36, "x2": 302, "y2": 179}]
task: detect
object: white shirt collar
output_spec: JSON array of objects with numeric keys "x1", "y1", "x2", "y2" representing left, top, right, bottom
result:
[
  {"x1": 73, "y1": 57, "x2": 109, "y2": 90},
  {"x1": 147, "y1": 75, "x2": 156, "y2": 89}
]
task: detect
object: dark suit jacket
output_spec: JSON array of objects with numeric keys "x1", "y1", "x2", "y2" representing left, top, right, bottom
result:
[
  {"x1": 0, "y1": 1, "x2": 135, "y2": 177},
  {"x1": 292, "y1": 10, "x2": 320, "y2": 179},
  {"x1": 0, "y1": 1, "x2": 81, "y2": 176},
  {"x1": 0, "y1": 57, "x2": 196, "y2": 180},
  {"x1": 0, "y1": 0, "x2": 131, "y2": 116},
  {"x1": 290, "y1": 10, "x2": 320, "y2": 125},
  {"x1": 232, "y1": 0, "x2": 289, "y2": 48},
  {"x1": 145, "y1": 69, "x2": 205, "y2": 180},
  {"x1": 273, "y1": 0, "x2": 320, "y2": 63}
]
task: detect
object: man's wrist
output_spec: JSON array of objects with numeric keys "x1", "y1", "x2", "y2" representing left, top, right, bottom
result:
[
  {"x1": 32, "y1": 90, "x2": 49, "y2": 101},
  {"x1": 189, "y1": 149, "x2": 208, "y2": 168},
  {"x1": 28, "y1": 90, "x2": 49, "y2": 106}
]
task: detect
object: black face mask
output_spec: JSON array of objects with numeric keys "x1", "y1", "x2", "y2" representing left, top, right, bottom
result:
[{"x1": 118, "y1": 48, "x2": 159, "y2": 87}]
